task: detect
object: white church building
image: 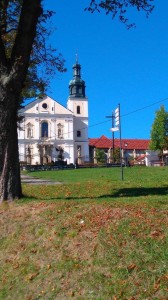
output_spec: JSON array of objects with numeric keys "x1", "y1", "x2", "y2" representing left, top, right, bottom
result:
[{"x1": 18, "y1": 61, "x2": 89, "y2": 165}]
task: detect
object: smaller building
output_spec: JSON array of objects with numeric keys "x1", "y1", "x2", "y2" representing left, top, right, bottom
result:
[
  {"x1": 145, "y1": 150, "x2": 168, "y2": 166},
  {"x1": 145, "y1": 150, "x2": 160, "y2": 166},
  {"x1": 89, "y1": 135, "x2": 150, "y2": 165}
]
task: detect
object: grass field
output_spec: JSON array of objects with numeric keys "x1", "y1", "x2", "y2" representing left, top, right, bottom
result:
[{"x1": 0, "y1": 167, "x2": 168, "y2": 300}]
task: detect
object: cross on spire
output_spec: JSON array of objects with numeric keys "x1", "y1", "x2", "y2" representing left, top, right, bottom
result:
[{"x1": 75, "y1": 52, "x2": 78, "y2": 64}]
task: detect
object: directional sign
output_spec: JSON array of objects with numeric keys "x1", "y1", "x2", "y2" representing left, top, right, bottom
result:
[
  {"x1": 115, "y1": 107, "x2": 120, "y2": 126},
  {"x1": 110, "y1": 127, "x2": 119, "y2": 132}
]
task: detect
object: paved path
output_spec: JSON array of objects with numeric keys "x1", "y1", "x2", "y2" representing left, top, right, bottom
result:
[{"x1": 21, "y1": 174, "x2": 62, "y2": 185}]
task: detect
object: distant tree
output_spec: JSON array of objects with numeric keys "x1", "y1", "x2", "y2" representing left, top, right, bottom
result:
[
  {"x1": 96, "y1": 149, "x2": 106, "y2": 164},
  {"x1": 150, "y1": 106, "x2": 168, "y2": 162},
  {"x1": 113, "y1": 148, "x2": 120, "y2": 163},
  {"x1": 0, "y1": 0, "x2": 154, "y2": 202}
]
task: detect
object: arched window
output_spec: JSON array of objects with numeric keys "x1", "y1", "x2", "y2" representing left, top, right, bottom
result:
[
  {"x1": 77, "y1": 105, "x2": 80, "y2": 114},
  {"x1": 41, "y1": 122, "x2": 48, "y2": 137},
  {"x1": 27, "y1": 127, "x2": 31, "y2": 138},
  {"x1": 58, "y1": 127, "x2": 61, "y2": 138}
]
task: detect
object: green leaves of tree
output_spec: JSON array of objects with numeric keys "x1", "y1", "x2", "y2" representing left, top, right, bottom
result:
[
  {"x1": 0, "y1": 0, "x2": 66, "y2": 103},
  {"x1": 150, "y1": 105, "x2": 168, "y2": 156}
]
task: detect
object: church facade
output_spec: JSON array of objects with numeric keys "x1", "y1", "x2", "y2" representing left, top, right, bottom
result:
[{"x1": 18, "y1": 61, "x2": 89, "y2": 165}]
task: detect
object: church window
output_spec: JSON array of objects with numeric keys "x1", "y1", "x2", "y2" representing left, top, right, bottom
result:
[
  {"x1": 58, "y1": 128, "x2": 61, "y2": 138},
  {"x1": 77, "y1": 130, "x2": 81, "y2": 137},
  {"x1": 77, "y1": 106, "x2": 80, "y2": 114},
  {"x1": 27, "y1": 128, "x2": 31, "y2": 138},
  {"x1": 41, "y1": 122, "x2": 48, "y2": 137},
  {"x1": 78, "y1": 87, "x2": 82, "y2": 94},
  {"x1": 42, "y1": 103, "x2": 48, "y2": 109},
  {"x1": 74, "y1": 68, "x2": 79, "y2": 76}
]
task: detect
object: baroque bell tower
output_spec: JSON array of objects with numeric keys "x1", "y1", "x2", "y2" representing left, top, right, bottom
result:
[{"x1": 67, "y1": 57, "x2": 89, "y2": 163}]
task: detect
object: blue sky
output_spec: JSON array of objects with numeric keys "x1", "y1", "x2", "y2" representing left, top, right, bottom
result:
[{"x1": 43, "y1": 0, "x2": 168, "y2": 139}]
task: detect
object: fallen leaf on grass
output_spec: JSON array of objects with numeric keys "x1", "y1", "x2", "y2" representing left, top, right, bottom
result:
[
  {"x1": 127, "y1": 264, "x2": 136, "y2": 272},
  {"x1": 47, "y1": 264, "x2": 51, "y2": 270},
  {"x1": 150, "y1": 230, "x2": 163, "y2": 237},
  {"x1": 30, "y1": 248, "x2": 37, "y2": 253},
  {"x1": 154, "y1": 283, "x2": 160, "y2": 291},
  {"x1": 162, "y1": 274, "x2": 168, "y2": 281},
  {"x1": 27, "y1": 272, "x2": 39, "y2": 281},
  {"x1": 156, "y1": 274, "x2": 168, "y2": 283},
  {"x1": 13, "y1": 262, "x2": 19, "y2": 269},
  {"x1": 75, "y1": 243, "x2": 81, "y2": 246}
]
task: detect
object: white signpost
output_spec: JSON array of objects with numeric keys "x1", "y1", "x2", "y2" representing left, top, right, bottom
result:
[{"x1": 110, "y1": 104, "x2": 123, "y2": 180}]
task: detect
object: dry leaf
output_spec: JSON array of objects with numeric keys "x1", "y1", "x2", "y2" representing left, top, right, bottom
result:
[{"x1": 127, "y1": 264, "x2": 136, "y2": 272}]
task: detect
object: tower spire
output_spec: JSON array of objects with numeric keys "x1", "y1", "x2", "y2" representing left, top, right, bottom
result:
[{"x1": 68, "y1": 59, "x2": 86, "y2": 98}]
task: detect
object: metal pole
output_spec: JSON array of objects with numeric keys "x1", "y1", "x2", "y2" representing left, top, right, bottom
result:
[
  {"x1": 112, "y1": 111, "x2": 114, "y2": 163},
  {"x1": 106, "y1": 112, "x2": 115, "y2": 164},
  {"x1": 118, "y1": 104, "x2": 123, "y2": 180}
]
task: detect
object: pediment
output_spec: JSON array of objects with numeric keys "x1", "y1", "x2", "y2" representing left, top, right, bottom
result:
[{"x1": 20, "y1": 95, "x2": 72, "y2": 116}]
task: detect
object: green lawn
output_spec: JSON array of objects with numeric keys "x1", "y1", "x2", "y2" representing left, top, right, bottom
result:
[
  {"x1": 0, "y1": 167, "x2": 168, "y2": 299},
  {"x1": 24, "y1": 165, "x2": 168, "y2": 184}
]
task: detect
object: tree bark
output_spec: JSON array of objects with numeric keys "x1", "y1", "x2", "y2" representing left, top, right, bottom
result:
[
  {"x1": 0, "y1": 89, "x2": 22, "y2": 202},
  {"x1": 0, "y1": 0, "x2": 42, "y2": 202}
]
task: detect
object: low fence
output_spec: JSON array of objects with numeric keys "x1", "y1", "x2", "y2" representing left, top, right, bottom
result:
[{"x1": 21, "y1": 162, "x2": 127, "y2": 172}]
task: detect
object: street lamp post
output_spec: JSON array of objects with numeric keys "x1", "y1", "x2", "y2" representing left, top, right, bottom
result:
[{"x1": 106, "y1": 111, "x2": 115, "y2": 163}]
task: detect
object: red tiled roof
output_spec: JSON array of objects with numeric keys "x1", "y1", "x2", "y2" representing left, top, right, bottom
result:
[
  {"x1": 90, "y1": 135, "x2": 111, "y2": 148},
  {"x1": 89, "y1": 135, "x2": 150, "y2": 150},
  {"x1": 89, "y1": 138, "x2": 100, "y2": 147}
]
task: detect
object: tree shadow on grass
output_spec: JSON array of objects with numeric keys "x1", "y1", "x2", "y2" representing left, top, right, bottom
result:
[
  {"x1": 21, "y1": 187, "x2": 168, "y2": 202},
  {"x1": 20, "y1": 194, "x2": 38, "y2": 202},
  {"x1": 101, "y1": 187, "x2": 168, "y2": 198}
]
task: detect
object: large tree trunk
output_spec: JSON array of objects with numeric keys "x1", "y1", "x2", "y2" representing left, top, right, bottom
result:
[
  {"x1": 0, "y1": 89, "x2": 22, "y2": 202},
  {"x1": 0, "y1": 0, "x2": 42, "y2": 202}
]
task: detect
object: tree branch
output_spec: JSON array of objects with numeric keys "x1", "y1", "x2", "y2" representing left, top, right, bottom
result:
[{"x1": 85, "y1": 0, "x2": 154, "y2": 28}]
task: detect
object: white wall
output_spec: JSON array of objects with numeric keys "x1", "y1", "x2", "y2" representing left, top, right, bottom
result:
[
  {"x1": 18, "y1": 95, "x2": 89, "y2": 165},
  {"x1": 145, "y1": 150, "x2": 159, "y2": 166}
]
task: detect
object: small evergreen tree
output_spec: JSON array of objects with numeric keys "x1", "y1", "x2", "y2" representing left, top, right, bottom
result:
[
  {"x1": 113, "y1": 148, "x2": 120, "y2": 163},
  {"x1": 96, "y1": 149, "x2": 106, "y2": 164},
  {"x1": 150, "y1": 106, "x2": 168, "y2": 162}
]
